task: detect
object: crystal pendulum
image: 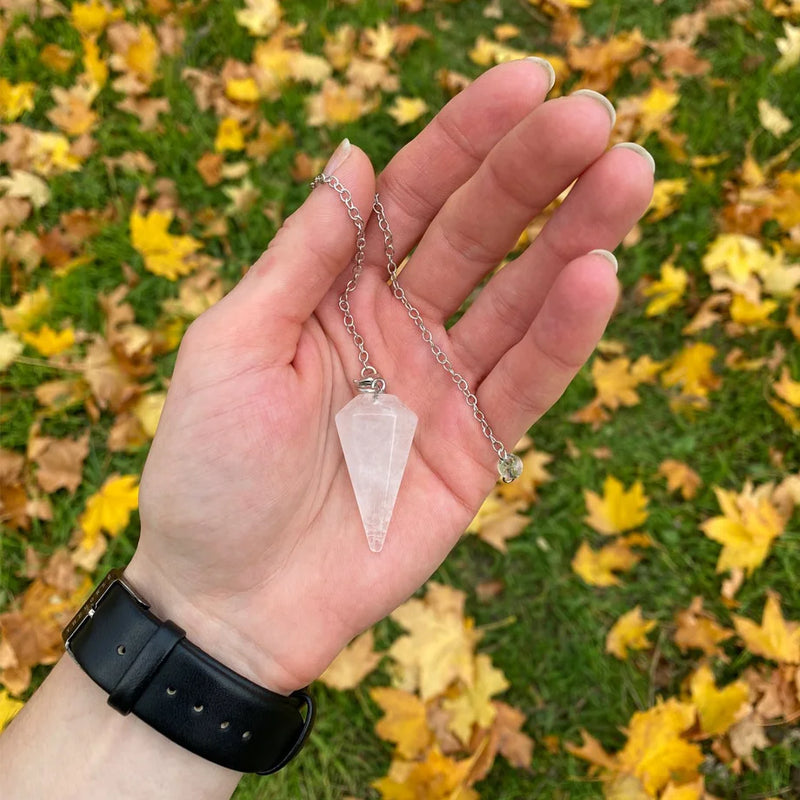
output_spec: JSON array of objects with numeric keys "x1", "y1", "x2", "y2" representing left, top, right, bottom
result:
[
  {"x1": 312, "y1": 169, "x2": 522, "y2": 553},
  {"x1": 336, "y1": 382, "x2": 417, "y2": 552}
]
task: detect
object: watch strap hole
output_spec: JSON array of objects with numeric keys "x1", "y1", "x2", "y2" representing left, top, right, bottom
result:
[{"x1": 117, "y1": 644, "x2": 126, "y2": 655}]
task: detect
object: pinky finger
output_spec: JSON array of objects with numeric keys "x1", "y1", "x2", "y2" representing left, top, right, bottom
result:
[{"x1": 477, "y1": 250, "x2": 619, "y2": 442}]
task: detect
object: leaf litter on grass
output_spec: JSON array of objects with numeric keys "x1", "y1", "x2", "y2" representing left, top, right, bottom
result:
[{"x1": 2, "y1": 0, "x2": 800, "y2": 797}]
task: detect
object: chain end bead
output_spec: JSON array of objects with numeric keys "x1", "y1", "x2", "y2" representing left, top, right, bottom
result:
[{"x1": 498, "y1": 453, "x2": 523, "y2": 483}]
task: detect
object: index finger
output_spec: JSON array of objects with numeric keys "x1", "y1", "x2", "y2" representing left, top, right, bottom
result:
[{"x1": 368, "y1": 58, "x2": 555, "y2": 270}]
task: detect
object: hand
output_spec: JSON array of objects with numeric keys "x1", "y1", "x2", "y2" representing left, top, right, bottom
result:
[{"x1": 124, "y1": 60, "x2": 654, "y2": 695}]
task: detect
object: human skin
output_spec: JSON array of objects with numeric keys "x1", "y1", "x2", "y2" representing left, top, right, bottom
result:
[{"x1": 0, "y1": 60, "x2": 654, "y2": 799}]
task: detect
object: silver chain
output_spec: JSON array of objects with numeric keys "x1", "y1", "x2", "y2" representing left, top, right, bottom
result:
[{"x1": 310, "y1": 172, "x2": 522, "y2": 483}]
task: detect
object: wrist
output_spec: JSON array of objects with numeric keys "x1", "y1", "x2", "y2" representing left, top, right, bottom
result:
[{"x1": 122, "y1": 552, "x2": 302, "y2": 697}]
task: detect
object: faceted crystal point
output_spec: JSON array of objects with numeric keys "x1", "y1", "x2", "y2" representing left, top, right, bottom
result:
[
  {"x1": 498, "y1": 453, "x2": 523, "y2": 483},
  {"x1": 336, "y1": 393, "x2": 417, "y2": 553}
]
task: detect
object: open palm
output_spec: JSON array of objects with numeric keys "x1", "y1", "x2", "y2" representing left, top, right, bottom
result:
[{"x1": 124, "y1": 61, "x2": 654, "y2": 696}]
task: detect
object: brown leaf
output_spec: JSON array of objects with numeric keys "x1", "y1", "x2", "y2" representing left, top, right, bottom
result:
[{"x1": 28, "y1": 429, "x2": 89, "y2": 494}]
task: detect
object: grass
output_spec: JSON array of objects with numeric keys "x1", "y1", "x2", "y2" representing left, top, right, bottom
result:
[{"x1": 2, "y1": 0, "x2": 800, "y2": 797}]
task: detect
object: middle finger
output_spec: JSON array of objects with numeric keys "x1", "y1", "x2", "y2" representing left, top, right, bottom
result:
[{"x1": 395, "y1": 92, "x2": 616, "y2": 322}]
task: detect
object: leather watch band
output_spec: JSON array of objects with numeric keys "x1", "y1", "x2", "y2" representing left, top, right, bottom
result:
[{"x1": 63, "y1": 569, "x2": 314, "y2": 774}]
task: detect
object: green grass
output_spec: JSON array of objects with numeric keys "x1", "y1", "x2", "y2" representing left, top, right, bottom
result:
[{"x1": 2, "y1": 0, "x2": 800, "y2": 798}]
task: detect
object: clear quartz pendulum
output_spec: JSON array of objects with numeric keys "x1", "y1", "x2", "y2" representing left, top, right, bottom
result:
[
  {"x1": 336, "y1": 387, "x2": 417, "y2": 553},
  {"x1": 312, "y1": 169, "x2": 521, "y2": 553}
]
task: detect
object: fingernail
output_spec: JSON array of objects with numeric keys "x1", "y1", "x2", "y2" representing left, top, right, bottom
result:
[
  {"x1": 589, "y1": 249, "x2": 618, "y2": 274},
  {"x1": 612, "y1": 142, "x2": 656, "y2": 174},
  {"x1": 525, "y1": 57, "x2": 556, "y2": 92},
  {"x1": 571, "y1": 89, "x2": 616, "y2": 127},
  {"x1": 324, "y1": 138, "x2": 351, "y2": 175}
]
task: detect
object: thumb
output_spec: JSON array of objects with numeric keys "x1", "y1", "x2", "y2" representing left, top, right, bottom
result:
[{"x1": 219, "y1": 140, "x2": 376, "y2": 364}]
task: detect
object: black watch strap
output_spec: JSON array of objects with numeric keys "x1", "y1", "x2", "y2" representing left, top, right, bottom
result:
[{"x1": 62, "y1": 569, "x2": 314, "y2": 774}]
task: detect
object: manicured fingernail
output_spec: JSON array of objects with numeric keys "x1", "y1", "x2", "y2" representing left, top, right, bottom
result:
[
  {"x1": 525, "y1": 57, "x2": 556, "y2": 92},
  {"x1": 571, "y1": 89, "x2": 616, "y2": 127},
  {"x1": 324, "y1": 138, "x2": 351, "y2": 175},
  {"x1": 589, "y1": 249, "x2": 618, "y2": 274},
  {"x1": 612, "y1": 142, "x2": 656, "y2": 174}
]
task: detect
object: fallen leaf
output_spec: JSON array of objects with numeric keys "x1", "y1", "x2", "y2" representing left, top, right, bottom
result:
[
  {"x1": 442, "y1": 654, "x2": 509, "y2": 745},
  {"x1": 387, "y1": 96, "x2": 429, "y2": 125},
  {"x1": 319, "y1": 630, "x2": 382, "y2": 690},
  {"x1": 658, "y1": 459, "x2": 701, "y2": 499},
  {"x1": 606, "y1": 606, "x2": 656, "y2": 660},
  {"x1": 571, "y1": 539, "x2": 641, "y2": 587},
  {"x1": 28, "y1": 429, "x2": 89, "y2": 494},
  {"x1": 701, "y1": 483, "x2": 785, "y2": 575},
  {"x1": 673, "y1": 597, "x2": 733, "y2": 659},
  {"x1": 689, "y1": 663, "x2": 749, "y2": 736},
  {"x1": 584, "y1": 476, "x2": 649, "y2": 535},
  {"x1": 370, "y1": 687, "x2": 432, "y2": 759},
  {"x1": 733, "y1": 592, "x2": 800, "y2": 663}
]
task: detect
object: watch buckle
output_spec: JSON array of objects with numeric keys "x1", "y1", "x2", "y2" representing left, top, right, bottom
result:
[{"x1": 62, "y1": 568, "x2": 149, "y2": 657}]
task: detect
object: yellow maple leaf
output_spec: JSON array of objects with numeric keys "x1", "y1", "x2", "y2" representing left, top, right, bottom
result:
[
  {"x1": 306, "y1": 79, "x2": 376, "y2": 127},
  {"x1": 571, "y1": 539, "x2": 641, "y2": 587},
  {"x1": 729, "y1": 292, "x2": 779, "y2": 327},
  {"x1": 28, "y1": 131, "x2": 83, "y2": 176},
  {"x1": 647, "y1": 178, "x2": 688, "y2": 222},
  {"x1": 465, "y1": 493, "x2": 528, "y2": 552},
  {"x1": 773, "y1": 366, "x2": 800, "y2": 406},
  {"x1": 702, "y1": 233, "x2": 772, "y2": 289},
  {"x1": 225, "y1": 77, "x2": 260, "y2": 103},
  {"x1": 638, "y1": 82, "x2": 680, "y2": 135},
  {"x1": 214, "y1": 117, "x2": 245, "y2": 152},
  {"x1": 387, "y1": 96, "x2": 429, "y2": 126},
  {"x1": 658, "y1": 459, "x2": 701, "y2": 500},
  {"x1": 565, "y1": 728, "x2": 618, "y2": 770},
  {"x1": 0, "y1": 78, "x2": 36, "y2": 122},
  {"x1": 389, "y1": 585, "x2": 480, "y2": 701},
  {"x1": 701, "y1": 484, "x2": 784, "y2": 575},
  {"x1": 644, "y1": 260, "x2": 688, "y2": 316},
  {"x1": 82, "y1": 36, "x2": 108, "y2": 88},
  {"x1": 71, "y1": 0, "x2": 123, "y2": 36},
  {"x1": 0, "y1": 287, "x2": 51, "y2": 335},
  {"x1": 130, "y1": 209, "x2": 203, "y2": 281},
  {"x1": 661, "y1": 342, "x2": 720, "y2": 408},
  {"x1": 617, "y1": 698, "x2": 702, "y2": 795},
  {"x1": 584, "y1": 476, "x2": 649, "y2": 535},
  {"x1": 21, "y1": 325, "x2": 75, "y2": 356},
  {"x1": 673, "y1": 597, "x2": 733, "y2": 658},
  {"x1": 0, "y1": 689, "x2": 24, "y2": 732},
  {"x1": 733, "y1": 592, "x2": 800, "y2": 663},
  {"x1": 373, "y1": 747, "x2": 479, "y2": 800},
  {"x1": 79, "y1": 474, "x2": 139, "y2": 541},
  {"x1": 109, "y1": 23, "x2": 160, "y2": 87},
  {"x1": 442, "y1": 654, "x2": 509, "y2": 745},
  {"x1": 370, "y1": 687, "x2": 432, "y2": 759},
  {"x1": 235, "y1": 0, "x2": 282, "y2": 37},
  {"x1": 688, "y1": 664, "x2": 749, "y2": 737},
  {"x1": 132, "y1": 391, "x2": 166, "y2": 438},
  {"x1": 318, "y1": 630, "x2": 382, "y2": 691},
  {"x1": 605, "y1": 606, "x2": 656, "y2": 660},
  {"x1": 770, "y1": 397, "x2": 800, "y2": 432}
]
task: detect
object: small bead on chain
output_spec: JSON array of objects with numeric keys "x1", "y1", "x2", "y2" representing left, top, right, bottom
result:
[{"x1": 311, "y1": 172, "x2": 522, "y2": 483}]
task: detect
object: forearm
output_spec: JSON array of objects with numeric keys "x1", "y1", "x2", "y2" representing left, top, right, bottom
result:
[{"x1": 0, "y1": 655, "x2": 242, "y2": 800}]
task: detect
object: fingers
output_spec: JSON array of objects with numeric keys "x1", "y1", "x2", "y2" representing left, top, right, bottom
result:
[
  {"x1": 369, "y1": 58, "x2": 555, "y2": 268},
  {"x1": 218, "y1": 142, "x2": 376, "y2": 363},
  {"x1": 395, "y1": 92, "x2": 616, "y2": 320},
  {"x1": 451, "y1": 143, "x2": 655, "y2": 378},
  {"x1": 477, "y1": 251, "x2": 619, "y2": 442}
]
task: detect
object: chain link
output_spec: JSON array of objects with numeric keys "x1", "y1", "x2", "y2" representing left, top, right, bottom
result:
[{"x1": 311, "y1": 173, "x2": 521, "y2": 480}]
